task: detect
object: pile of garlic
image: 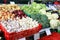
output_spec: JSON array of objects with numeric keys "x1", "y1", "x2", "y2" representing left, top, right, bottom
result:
[{"x1": 1, "y1": 17, "x2": 38, "y2": 33}]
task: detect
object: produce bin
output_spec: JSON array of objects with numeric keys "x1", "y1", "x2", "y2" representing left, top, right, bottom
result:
[
  {"x1": 38, "y1": 32, "x2": 60, "y2": 40},
  {"x1": 0, "y1": 23, "x2": 42, "y2": 40}
]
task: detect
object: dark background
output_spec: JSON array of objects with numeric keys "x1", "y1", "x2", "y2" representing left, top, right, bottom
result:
[
  {"x1": 0, "y1": 0, "x2": 30, "y2": 4},
  {"x1": 0, "y1": 0, "x2": 58, "y2": 4}
]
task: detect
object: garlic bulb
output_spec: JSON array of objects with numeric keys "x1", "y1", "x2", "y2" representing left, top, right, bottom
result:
[{"x1": 1, "y1": 17, "x2": 38, "y2": 33}]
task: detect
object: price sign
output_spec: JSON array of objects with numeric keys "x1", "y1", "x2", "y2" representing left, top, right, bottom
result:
[{"x1": 10, "y1": 1, "x2": 15, "y2": 4}]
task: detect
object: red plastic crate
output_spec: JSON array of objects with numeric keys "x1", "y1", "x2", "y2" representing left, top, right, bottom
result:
[
  {"x1": 0, "y1": 23, "x2": 42, "y2": 40},
  {"x1": 38, "y1": 32, "x2": 60, "y2": 40}
]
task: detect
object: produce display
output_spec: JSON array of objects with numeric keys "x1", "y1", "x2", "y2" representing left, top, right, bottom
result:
[
  {"x1": 0, "y1": 2, "x2": 58, "y2": 29},
  {"x1": 0, "y1": 2, "x2": 60, "y2": 40},
  {"x1": 21, "y1": 2, "x2": 47, "y2": 15},
  {"x1": 30, "y1": 13, "x2": 50, "y2": 28},
  {"x1": 21, "y1": 2, "x2": 50, "y2": 28},
  {"x1": 38, "y1": 32, "x2": 60, "y2": 40},
  {"x1": 0, "y1": 4, "x2": 40, "y2": 33},
  {"x1": 0, "y1": 4, "x2": 27, "y2": 20},
  {"x1": 0, "y1": 4, "x2": 21, "y2": 20},
  {"x1": 21, "y1": 2, "x2": 60, "y2": 29},
  {"x1": 46, "y1": 1, "x2": 60, "y2": 32},
  {"x1": 0, "y1": 4, "x2": 42, "y2": 40},
  {"x1": 1, "y1": 17, "x2": 38, "y2": 33},
  {"x1": 46, "y1": 12, "x2": 60, "y2": 29}
]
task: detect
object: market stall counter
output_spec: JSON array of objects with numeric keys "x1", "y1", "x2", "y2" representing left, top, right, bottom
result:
[{"x1": 0, "y1": 23, "x2": 42, "y2": 40}]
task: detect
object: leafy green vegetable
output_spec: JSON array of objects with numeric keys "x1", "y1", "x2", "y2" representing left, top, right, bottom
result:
[
  {"x1": 21, "y1": 2, "x2": 50, "y2": 28},
  {"x1": 30, "y1": 13, "x2": 50, "y2": 28},
  {"x1": 21, "y1": 2, "x2": 47, "y2": 14}
]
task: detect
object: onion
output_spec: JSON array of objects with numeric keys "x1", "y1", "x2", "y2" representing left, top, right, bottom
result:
[{"x1": 12, "y1": 10, "x2": 26, "y2": 18}]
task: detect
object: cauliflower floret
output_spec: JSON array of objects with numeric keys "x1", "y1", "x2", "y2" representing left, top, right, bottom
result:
[
  {"x1": 50, "y1": 19, "x2": 59, "y2": 29},
  {"x1": 46, "y1": 12, "x2": 52, "y2": 20},
  {"x1": 45, "y1": 12, "x2": 59, "y2": 20},
  {"x1": 39, "y1": 9, "x2": 46, "y2": 14},
  {"x1": 51, "y1": 14, "x2": 59, "y2": 19}
]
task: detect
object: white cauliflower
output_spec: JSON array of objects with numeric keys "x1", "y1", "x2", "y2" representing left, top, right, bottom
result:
[
  {"x1": 46, "y1": 12, "x2": 52, "y2": 20},
  {"x1": 51, "y1": 14, "x2": 59, "y2": 19},
  {"x1": 46, "y1": 12, "x2": 59, "y2": 20},
  {"x1": 46, "y1": 12, "x2": 59, "y2": 29},
  {"x1": 50, "y1": 19, "x2": 59, "y2": 29},
  {"x1": 39, "y1": 9, "x2": 46, "y2": 14}
]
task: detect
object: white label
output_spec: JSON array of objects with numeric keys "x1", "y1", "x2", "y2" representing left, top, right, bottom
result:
[
  {"x1": 34, "y1": 33, "x2": 40, "y2": 40},
  {"x1": 45, "y1": 29, "x2": 51, "y2": 35},
  {"x1": 0, "y1": 37, "x2": 1, "y2": 39},
  {"x1": 10, "y1": 1, "x2": 15, "y2": 4},
  {"x1": 18, "y1": 38, "x2": 26, "y2": 40}
]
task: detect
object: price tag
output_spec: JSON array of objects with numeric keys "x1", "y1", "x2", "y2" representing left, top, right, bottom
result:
[
  {"x1": 18, "y1": 38, "x2": 26, "y2": 40},
  {"x1": 10, "y1": 1, "x2": 15, "y2": 4},
  {"x1": 0, "y1": 37, "x2": 1, "y2": 40},
  {"x1": 45, "y1": 28, "x2": 51, "y2": 35},
  {"x1": 34, "y1": 33, "x2": 40, "y2": 40}
]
